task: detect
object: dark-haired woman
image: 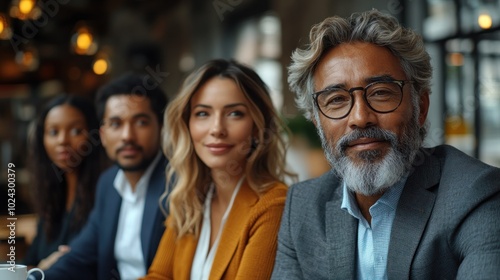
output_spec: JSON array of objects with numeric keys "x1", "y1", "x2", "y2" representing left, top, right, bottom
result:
[{"x1": 24, "y1": 95, "x2": 105, "y2": 270}]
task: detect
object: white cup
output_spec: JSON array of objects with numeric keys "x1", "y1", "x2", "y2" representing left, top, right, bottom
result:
[{"x1": 0, "y1": 264, "x2": 44, "y2": 280}]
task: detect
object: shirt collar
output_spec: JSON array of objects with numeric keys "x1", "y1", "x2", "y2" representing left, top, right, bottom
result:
[
  {"x1": 376, "y1": 177, "x2": 407, "y2": 211},
  {"x1": 341, "y1": 176, "x2": 407, "y2": 219},
  {"x1": 113, "y1": 152, "x2": 162, "y2": 203}
]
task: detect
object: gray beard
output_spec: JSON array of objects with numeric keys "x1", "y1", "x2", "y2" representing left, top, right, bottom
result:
[{"x1": 316, "y1": 114, "x2": 422, "y2": 196}]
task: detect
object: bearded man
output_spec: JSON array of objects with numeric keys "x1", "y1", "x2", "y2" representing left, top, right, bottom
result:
[{"x1": 272, "y1": 10, "x2": 500, "y2": 280}]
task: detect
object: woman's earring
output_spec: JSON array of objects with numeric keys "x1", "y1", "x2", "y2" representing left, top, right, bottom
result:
[{"x1": 252, "y1": 138, "x2": 260, "y2": 148}]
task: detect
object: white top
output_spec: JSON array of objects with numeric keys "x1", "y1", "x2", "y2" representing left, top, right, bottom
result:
[
  {"x1": 190, "y1": 176, "x2": 245, "y2": 280},
  {"x1": 113, "y1": 153, "x2": 161, "y2": 280}
]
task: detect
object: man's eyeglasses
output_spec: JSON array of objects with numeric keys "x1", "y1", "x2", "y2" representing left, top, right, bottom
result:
[{"x1": 312, "y1": 80, "x2": 412, "y2": 119}]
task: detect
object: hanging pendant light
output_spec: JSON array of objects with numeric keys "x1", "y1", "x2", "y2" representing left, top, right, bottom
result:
[
  {"x1": 93, "y1": 48, "x2": 112, "y2": 75},
  {"x1": 10, "y1": 0, "x2": 41, "y2": 20},
  {"x1": 71, "y1": 23, "x2": 98, "y2": 55},
  {"x1": 0, "y1": 13, "x2": 13, "y2": 40},
  {"x1": 15, "y1": 44, "x2": 39, "y2": 71}
]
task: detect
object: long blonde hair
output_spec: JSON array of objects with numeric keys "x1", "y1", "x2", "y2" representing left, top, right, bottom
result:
[{"x1": 162, "y1": 59, "x2": 293, "y2": 238}]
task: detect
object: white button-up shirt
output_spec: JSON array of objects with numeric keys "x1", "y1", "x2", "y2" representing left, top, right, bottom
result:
[
  {"x1": 113, "y1": 153, "x2": 161, "y2": 280},
  {"x1": 190, "y1": 176, "x2": 245, "y2": 280}
]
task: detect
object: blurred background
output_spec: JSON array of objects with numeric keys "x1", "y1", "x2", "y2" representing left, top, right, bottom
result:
[{"x1": 0, "y1": 0, "x2": 500, "y2": 258}]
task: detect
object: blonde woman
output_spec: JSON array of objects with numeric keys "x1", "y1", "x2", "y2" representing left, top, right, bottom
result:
[{"x1": 143, "y1": 59, "x2": 293, "y2": 280}]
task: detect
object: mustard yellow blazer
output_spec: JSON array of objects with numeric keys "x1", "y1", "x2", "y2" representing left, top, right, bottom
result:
[{"x1": 143, "y1": 181, "x2": 287, "y2": 280}]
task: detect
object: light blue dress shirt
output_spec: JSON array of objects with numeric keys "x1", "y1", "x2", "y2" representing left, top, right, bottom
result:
[{"x1": 341, "y1": 178, "x2": 406, "y2": 280}]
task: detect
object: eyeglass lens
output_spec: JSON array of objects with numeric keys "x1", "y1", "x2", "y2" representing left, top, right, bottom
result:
[{"x1": 316, "y1": 81, "x2": 403, "y2": 119}]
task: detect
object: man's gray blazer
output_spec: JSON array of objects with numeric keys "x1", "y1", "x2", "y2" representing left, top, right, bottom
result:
[{"x1": 272, "y1": 145, "x2": 500, "y2": 279}]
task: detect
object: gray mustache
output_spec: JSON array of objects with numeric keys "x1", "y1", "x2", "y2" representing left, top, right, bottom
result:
[{"x1": 337, "y1": 127, "x2": 398, "y2": 153}]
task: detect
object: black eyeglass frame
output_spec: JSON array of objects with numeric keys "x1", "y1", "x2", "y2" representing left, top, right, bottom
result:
[{"x1": 311, "y1": 80, "x2": 413, "y2": 120}]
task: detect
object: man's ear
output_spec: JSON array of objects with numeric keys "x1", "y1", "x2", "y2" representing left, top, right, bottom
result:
[{"x1": 418, "y1": 91, "x2": 430, "y2": 126}]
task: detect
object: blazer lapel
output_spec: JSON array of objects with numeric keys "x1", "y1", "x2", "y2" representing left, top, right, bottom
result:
[
  {"x1": 175, "y1": 233, "x2": 199, "y2": 279},
  {"x1": 141, "y1": 158, "x2": 167, "y2": 260},
  {"x1": 326, "y1": 174, "x2": 357, "y2": 279},
  {"x1": 387, "y1": 148, "x2": 440, "y2": 279},
  {"x1": 209, "y1": 182, "x2": 258, "y2": 280},
  {"x1": 102, "y1": 175, "x2": 122, "y2": 269}
]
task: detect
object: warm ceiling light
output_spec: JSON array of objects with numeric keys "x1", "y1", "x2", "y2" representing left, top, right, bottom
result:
[
  {"x1": 92, "y1": 48, "x2": 111, "y2": 75},
  {"x1": 76, "y1": 31, "x2": 93, "y2": 50},
  {"x1": 71, "y1": 25, "x2": 98, "y2": 55},
  {"x1": 10, "y1": 0, "x2": 40, "y2": 20},
  {"x1": 478, "y1": 13, "x2": 493, "y2": 29},
  {"x1": 93, "y1": 58, "x2": 108, "y2": 75},
  {"x1": 19, "y1": 0, "x2": 35, "y2": 15},
  {"x1": 15, "y1": 47, "x2": 39, "y2": 71},
  {"x1": 0, "y1": 13, "x2": 12, "y2": 40}
]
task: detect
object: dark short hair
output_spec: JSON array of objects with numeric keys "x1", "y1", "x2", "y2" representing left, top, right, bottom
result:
[{"x1": 95, "y1": 72, "x2": 168, "y2": 124}]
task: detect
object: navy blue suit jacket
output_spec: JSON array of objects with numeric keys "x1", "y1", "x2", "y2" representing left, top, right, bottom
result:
[{"x1": 42, "y1": 157, "x2": 168, "y2": 280}]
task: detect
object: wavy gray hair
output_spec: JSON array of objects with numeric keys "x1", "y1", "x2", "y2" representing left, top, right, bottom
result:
[{"x1": 288, "y1": 9, "x2": 432, "y2": 121}]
